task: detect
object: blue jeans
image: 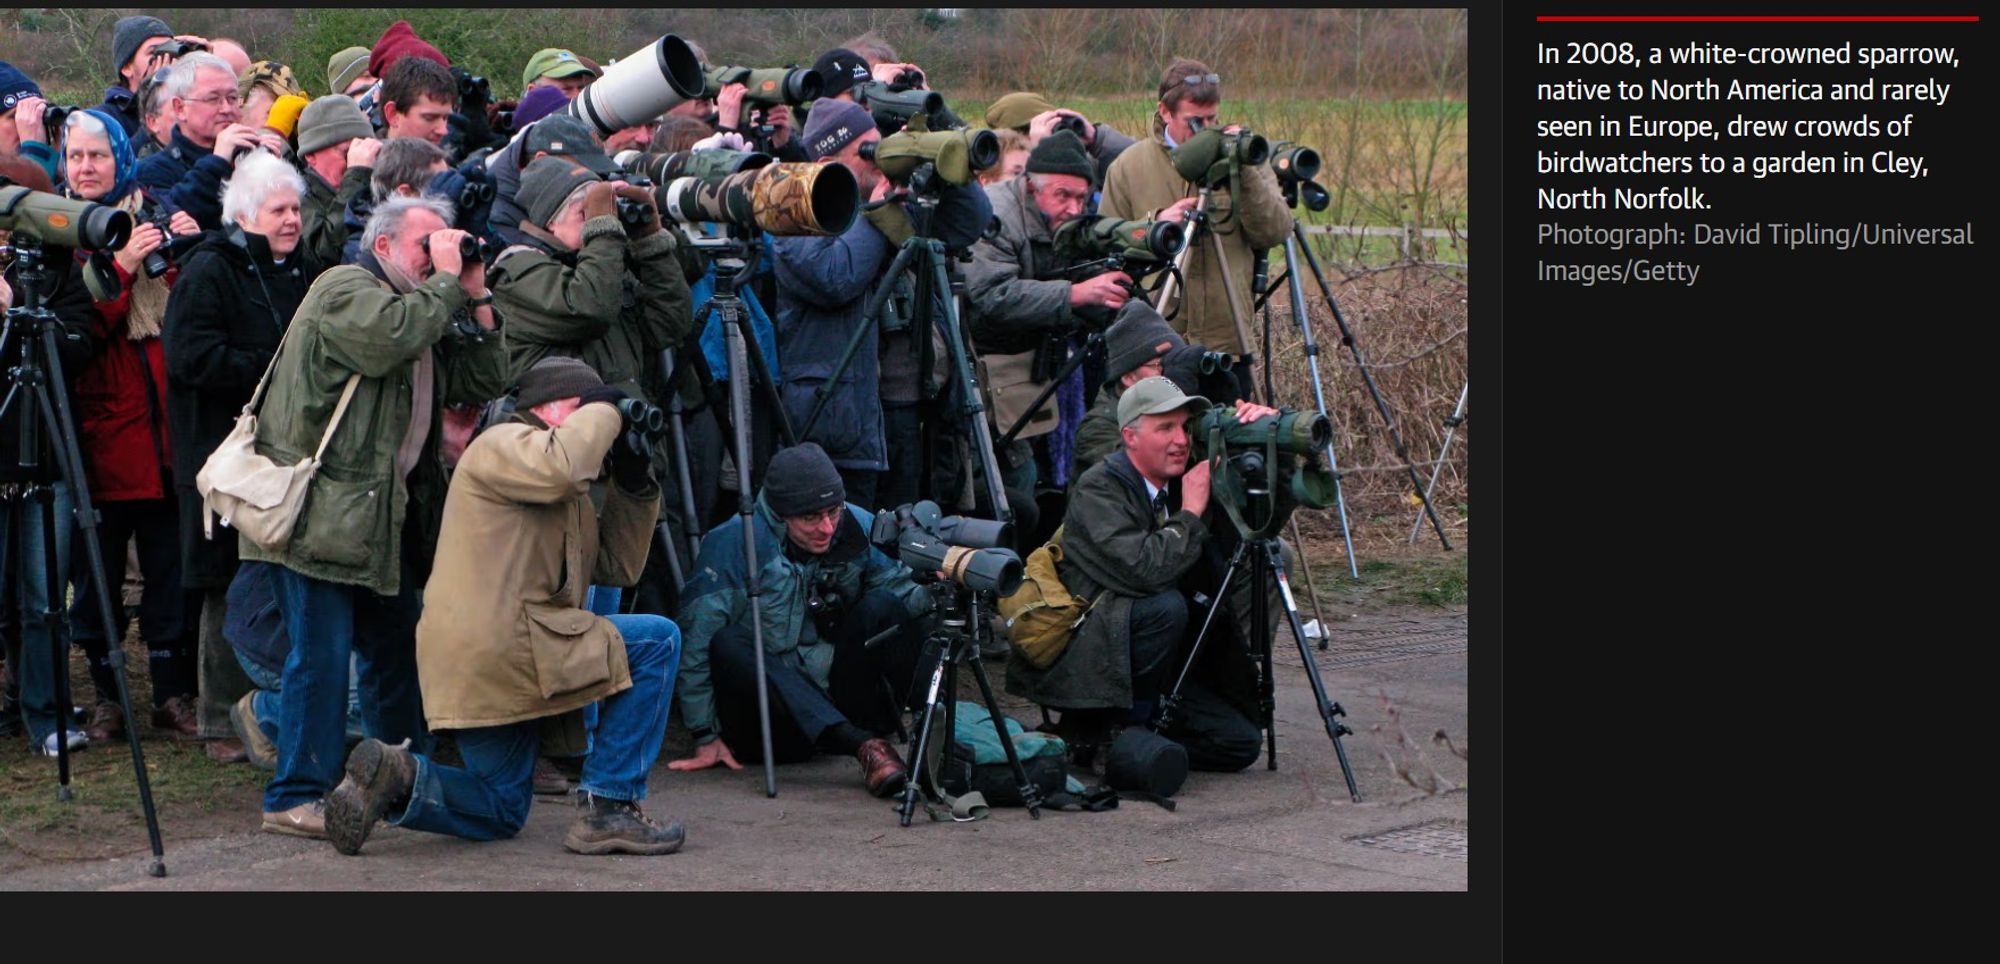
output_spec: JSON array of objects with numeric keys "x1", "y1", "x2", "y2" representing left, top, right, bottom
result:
[
  {"x1": 263, "y1": 564, "x2": 427, "y2": 812},
  {"x1": 4, "y1": 483, "x2": 74, "y2": 744},
  {"x1": 391, "y1": 614, "x2": 679, "y2": 841},
  {"x1": 239, "y1": 650, "x2": 366, "y2": 746}
]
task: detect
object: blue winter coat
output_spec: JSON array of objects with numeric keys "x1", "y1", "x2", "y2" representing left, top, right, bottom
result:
[{"x1": 768, "y1": 181, "x2": 991, "y2": 472}]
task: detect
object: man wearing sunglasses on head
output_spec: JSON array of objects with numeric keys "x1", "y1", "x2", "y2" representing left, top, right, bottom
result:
[{"x1": 1100, "y1": 58, "x2": 1291, "y2": 362}]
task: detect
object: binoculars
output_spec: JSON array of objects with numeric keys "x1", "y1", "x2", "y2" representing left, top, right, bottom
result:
[
  {"x1": 1270, "y1": 141, "x2": 1331, "y2": 212},
  {"x1": 420, "y1": 233, "x2": 487, "y2": 263}
]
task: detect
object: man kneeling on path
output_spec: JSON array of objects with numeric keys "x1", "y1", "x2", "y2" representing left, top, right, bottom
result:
[
  {"x1": 323, "y1": 357, "x2": 686, "y2": 856},
  {"x1": 669, "y1": 443, "x2": 936, "y2": 798}
]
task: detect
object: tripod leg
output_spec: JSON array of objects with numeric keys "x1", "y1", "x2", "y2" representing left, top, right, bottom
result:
[
  {"x1": 29, "y1": 366, "x2": 169, "y2": 873},
  {"x1": 1292, "y1": 221, "x2": 1452, "y2": 550},
  {"x1": 724, "y1": 316, "x2": 779, "y2": 798},
  {"x1": 662, "y1": 349, "x2": 704, "y2": 561},
  {"x1": 899, "y1": 650, "x2": 949, "y2": 827},
  {"x1": 929, "y1": 247, "x2": 1011, "y2": 525},
  {"x1": 1282, "y1": 233, "x2": 1360, "y2": 580},
  {"x1": 1266, "y1": 543, "x2": 1361, "y2": 801},
  {"x1": 965, "y1": 642, "x2": 1042, "y2": 818},
  {"x1": 1157, "y1": 541, "x2": 1247, "y2": 734},
  {"x1": 1409, "y1": 382, "x2": 1468, "y2": 545},
  {"x1": 1253, "y1": 547, "x2": 1276, "y2": 770}
]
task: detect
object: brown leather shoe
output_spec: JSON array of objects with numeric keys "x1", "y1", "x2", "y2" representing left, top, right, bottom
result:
[
  {"x1": 856, "y1": 737, "x2": 908, "y2": 798},
  {"x1": 151, "y1": 695, "x2": 200, "y2": 740},
  {"x1": 83, "y1": 701, "x2": 125, "y2": 742},
  {"x1": 205, "y1": 739, "x2": 249, "y2": 763}
]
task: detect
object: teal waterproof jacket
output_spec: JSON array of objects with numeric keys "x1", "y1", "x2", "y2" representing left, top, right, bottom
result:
[{"x1": 675, "y1": 497, "x2": 930, "y2": 744}]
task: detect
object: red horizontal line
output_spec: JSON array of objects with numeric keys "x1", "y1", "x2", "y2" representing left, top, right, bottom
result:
[{"x1": 1538, "y1": 15, "x2": 1979, "y2": 21}]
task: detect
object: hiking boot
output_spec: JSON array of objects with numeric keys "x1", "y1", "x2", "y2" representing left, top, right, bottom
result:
[
  {"x1": 856, "y1": 737, "x2": 908, "y2": 798},
  {"x1": 83, "y1": 701, "x2": 124, "y2": 742},
  {"x1": 151, "y1": 694, "x2": 200, "y2": 739},
  {"x1": 324, "y1": 738, "x2": 417, "y2": 856},
  {"x1": 229, "y1": 691, "x2": 278, "y2": 769},
  {"x1": 533, "y1": 756, "x2": 577, "y2": 796},
  {"x1": 563, "y1": 792, "x2": 684, "y2": 855},
  {"x1": 262, "y1": 800, "x2": 327, "y2": 839}
]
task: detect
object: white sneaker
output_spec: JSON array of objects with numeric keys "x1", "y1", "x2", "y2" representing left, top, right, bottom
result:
[{"x1": 36, "y1": 729, "x2": 88, "y2": 755}]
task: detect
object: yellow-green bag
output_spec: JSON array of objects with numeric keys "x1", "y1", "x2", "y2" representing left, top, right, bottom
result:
[{"x1": 997, "y1": 526, "x2": 1097, "y2": 669}]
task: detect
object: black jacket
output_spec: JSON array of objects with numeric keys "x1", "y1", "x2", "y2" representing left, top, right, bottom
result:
[
  {"x1": 136, "y1": 126, "x2": 231, "y2": 231},
  {"x1": 1, "y1": 252, "x2": 98, "y2": 483},
  {"x1": 159, "y1": 227, "x2": 321, "y2": 582}
]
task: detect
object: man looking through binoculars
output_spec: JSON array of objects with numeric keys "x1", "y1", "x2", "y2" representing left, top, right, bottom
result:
[{"x1": 321, "y1": 357, "x2": 687, "y2": 857}]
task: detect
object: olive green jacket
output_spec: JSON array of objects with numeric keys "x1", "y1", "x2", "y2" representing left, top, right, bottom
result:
[
  {"x1": 240, "y1": 262, "x2": 511, "y2": 596},
  {"x1": 492, "y1": 215, "x2": 693, "y2": 404},
  {"x1": 300, "y1": 166, "x2": 371, "y2": 273},
  {"x1": 1099, "y1": 117, "x2": 1292, "y2": 355}
]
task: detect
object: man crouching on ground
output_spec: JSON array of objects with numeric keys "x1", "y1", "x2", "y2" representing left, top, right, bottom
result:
[{"x1": 323, "y1": 356, "x2": 686, "y2": 856}]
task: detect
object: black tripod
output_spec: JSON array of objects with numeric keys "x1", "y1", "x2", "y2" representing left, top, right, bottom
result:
[
  {"x1": 1158, "y1": 536, "x2": 1361, "y2": 802},
  {"x1": 0, "y1": 240, "x2": 167, "y2": 874},
  {"x1": 893, "y1": 582, "x2": 1042, "y2": 826},
  {"x1": 688, "y1": 231, "x2": 797, "y2": 798},
  {"x1": 797, "y1": 165, "x2": 1012, "y2": 525}
]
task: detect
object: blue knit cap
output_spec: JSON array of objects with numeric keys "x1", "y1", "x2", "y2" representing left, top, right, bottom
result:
[{"x1": 0, "y1": 60, "x2": 42, "y2": 112}]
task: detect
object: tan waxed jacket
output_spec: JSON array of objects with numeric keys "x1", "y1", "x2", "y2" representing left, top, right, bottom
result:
[
  {"x1": 414, "y1": 403, "x2": 659, "y2": 731},
  {"x1": 1099, "y1": 116, "x2": 1293, "y2": 356}
]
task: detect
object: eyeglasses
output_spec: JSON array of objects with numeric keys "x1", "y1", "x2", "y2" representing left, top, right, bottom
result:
[
  {"x1": 184, "y1": 92, "x2": 239, "y2": 108},
  {"x1": 1178, "y1": 73, "x2": 1222, "y2": 87},
  {"x1": 789, "y1": 505, "x2": 845, "y2": 527}
]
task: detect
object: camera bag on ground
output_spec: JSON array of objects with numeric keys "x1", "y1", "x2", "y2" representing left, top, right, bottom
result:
[
  {"x1": 997, "y1": 526, "x2": 1099, "y2": 669},
  {"x1": 921, "y1": 701, "x2": 1116, "y2": 819},
  {"x1": 195, "y1": 318, "x2": 360, "y2": 552},
  {"x1": 1107, "y1": 726, "x2": 1188, "y2": 808}
]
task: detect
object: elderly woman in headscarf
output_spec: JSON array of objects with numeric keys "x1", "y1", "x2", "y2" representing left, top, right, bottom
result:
[{"x1": 57, "y1": 107, "x2": 211, "y2": 748}]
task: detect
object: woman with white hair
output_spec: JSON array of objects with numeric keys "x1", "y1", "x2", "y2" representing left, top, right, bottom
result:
[
  {"x1": 58, "y1": 107, "x2": 207, "y2": 749},
  {"x1": 160, "y1": 148, "x2": 321, "y2": 762}
]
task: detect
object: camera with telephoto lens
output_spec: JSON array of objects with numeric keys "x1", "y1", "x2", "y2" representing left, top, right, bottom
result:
[
  {"x1": 868, "y1": 501, "x2": 1021, "y2": 595},
  {"x1": 138, "y1": 213, "x2": 206, "y2": 278},
  {"x1": 419, "y1": 233, "x2": 487, "y2": 264},
  {"x1": 562, "y1": 34, "x2": 705, "y2": 139},
  {"x1": 860, "y1": 115, "x2": 998, "y2": 187},
  {"x1": 615, "y1": 148, "x2": 772, "y2": 184},
  {"x1": 1189, "y1": 406, "x2": 1338, "y2": 540},
  {"x1": 1269, "y1": 140, "x2": 1330, "y2": 212},
  {"x1": 652, "y1": 155, "x2": 858, "y2": 236},
  {"x1": 1170, "y1": 126, "x2": 1270, "y2": 188}
]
